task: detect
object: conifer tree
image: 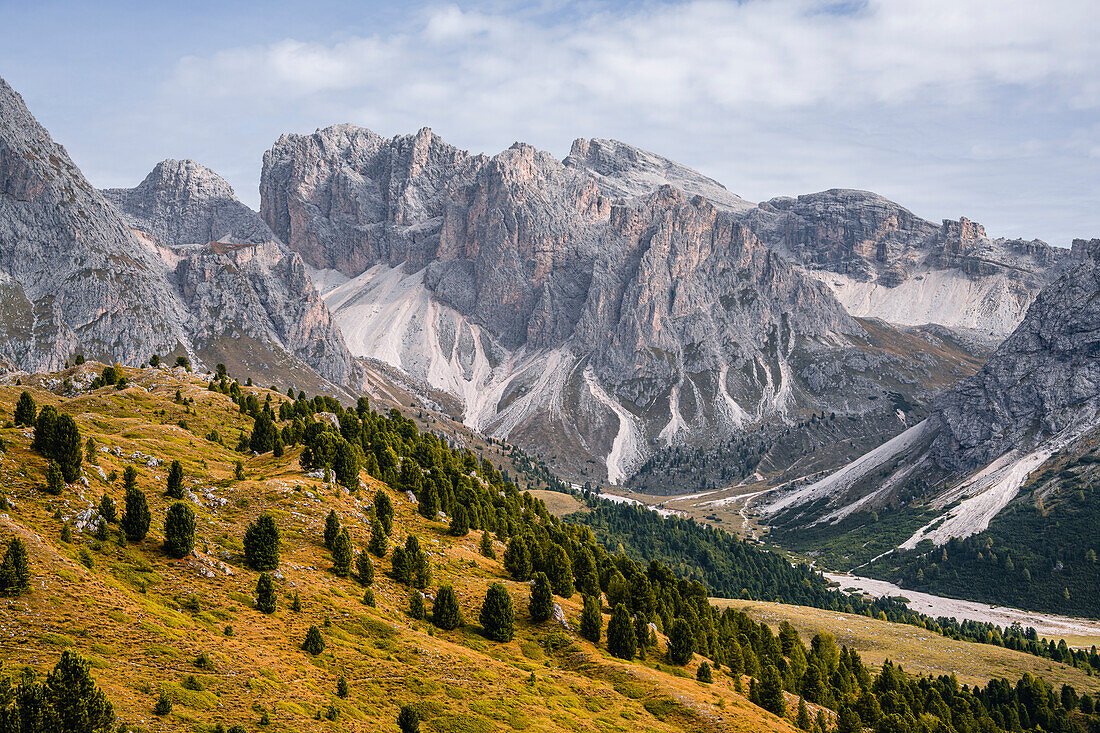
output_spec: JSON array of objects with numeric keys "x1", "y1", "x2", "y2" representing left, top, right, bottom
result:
[
  {"x1": 449, "y1": 504, "x2": 469, "y2": 536},
  {"x1": 123, "y1": 465, "x2": 137, "y2": 492},
  {"x1": 333, "y1": 438, "x2": 360, "y2": 490},
  {"x1": 356, "y1": 549, "x2": 374, "y2": 585},
  {"x1": 546, "y1": 544, "x2": 574, "y2": 598},
  {"x1": 391, "y1": 545, "x2": 409, "y2": 584},
  {"x1": 45, "y1": 460, "x2": 64, "y2": 495},
  {"x1": 580, "y1": 594, "x2": 602, "y2": 643},
  {"x1": 336, "y1": 676, "x2": 349, "y2": 699},
  {"x1": 163, "y1": 502, "x2": 195, "y2": 558},
  {"x1": 697, "y1": 661, "x2": 713, "y2": 683},
  {"x1": 32, "y1": 404, "x2": 57, "y2": 455},
  {"x1": 255, "y1": 572, "x2": 276, "y2": 613},
  {"x1": 668, "y1": 618, "x2": 694, "y2": 665},
  {"x1": 479, "y1": 582, "x2": 514, "y2": 642},
  {"x1": 374, "y1": 490, "x2": 394, "y2": 535},
  {"x1": 479, "y1": 530, "x2": 495, "y2": 559},
  {"x1": 323, "y1": 509, "x2": 340, "y2": 549},
  {"x1": 272, "y1": 434, "x2": 284, "y2": 458},
  {"x1": 44, "y1": 650, "x2": 116, "y2": 732},
  {"x1": 332, "y1": 528, "x2": 352, "y2": 577},
  {"x1": 398, "y1": 705, "x2": 420, "y2": 733},
  {"x1": 418, "y1": 482, "x2": 440, "y2": 519},
  {"x1": 503, "y1": 536, "x2": 532, "y2": 581},
  {"x1": 572, "y1": 546, "x2": 599, "y2": 597},
  {"x1": 408, "y1": 589, "x2": 426, "y2": 620},
  {"x1": 122, "y1": 481, "x2": 150, "y2": 543},
  {"x1": 404, "y1": 535, "x2": 431, "y2": 588},
  {"x1": 249, "y1": 412, "x2": 276, "y2": 453},
  {"x1": 760, "y1": 663, "x2": 786, "y2": 716},
  {"x1": 165, "y1": 460, "x2": 184, "y2": 499},
  {"x1": 368, "y1": 517, "x2": 388, "y2": 557},
  {"x1": 607, "y1": 603, "x2": 636, "y2": 660},
  {"x1": 432, "y1": 584, "x2": 463, "y2": 630},
  {"x1": 529, "y1": 572, "x2": 553, "y2": 623},
  {"x1": 14, "y1": 391, "x2": 36, "y2": 427},
  {"x1": 53, "y1": 414, "x2": 83, "y2": 483},
  {"x1": 244, "y1": 513, "x2": 281, "y2": 571},
  {"x1": 797, "y1": 697, "x2": 812, "y2": 730},
  {"x1": 98, "y1": 494, "x2": 116, "y2": 524},
  {"x1": 634, "y1": 613, "x2": 651, "y2": 656},
  {"x1": 0, "y1": 536, "x2": 31, "y2": 595},
  {"x1": 302, "y1": 625, "x2": 325, "y2": 655}
]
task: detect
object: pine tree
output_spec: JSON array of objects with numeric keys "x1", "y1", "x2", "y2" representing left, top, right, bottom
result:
[
  {"x1": 668, "y1": 618, "x2": 694, "y2": 665},
  {"x1": 398, "y1": 705, "x2": 420, "y2": 733},
  {"x1": 0, "y1": 536, "x2": 31, "y2": 595},
  {"x1": 479, "y1": 582, "x2": 514, "y2": 642},
  {"x1": 760, "y1": 663, "x2": 786, "y2": 716},
  {"x1": 14, "y1": 391, "x2": 36, "y2": 427},
  {"x1": 163, "y1": 502, "x2": 195, "y2": 558},
  {"x1": 529, "y1": 572, "x2": 553, "y2": 623},
  {"x1": 408, "y1": 589, "x2": 426, "y2": 620},
  {"x1": 255, "y1": 572, "x2": 277, "y2": 613},
  {"x1": 546, "y1": 544, "x2": 574, "y2": 598},
  {"x1": 449, "y1": 504, "x2": 469, "y2": 536},
  {"x1": 45, "y1": 460, "x2": 65, "y2": 495},
  {"x1": 52, "y1": 414, "x2": 83, "y2": 483},
  {"x1": 479, "y1": 530, "x2": 495, "y2": 559},
  {"x1": 332, "y1": 528, "x2": 353, "y2": 577},
  {"x1": 336, "y1": 676, "x2": 349, "y2": 699},
  {"x1": 249, "y1": 412, "x2": 276, "y2": 453},
  {"x1": 634, "y1": 613, "x2": 651, "y2": 656},
  {"x1": 374, "y1": 490, "x2": 394, "y2": 535},
  {"x1": 32, "y1": 404, "x2": 57, "y2": 455},
  {"x1": 44, "y1": 650, "x2": 116, "y2": 732},
  {"x1": 272, "y1": 435, "x2": 284, "y2": 458},
  {"x1": 323, "y1": 509, "x2": 340, "y2": 550},
  {"x1": 98, "y1": 494, "x2": 116, "y2": 524},
  {"x1": 244, "y1": 513, "x2": 281, "y2": 571},
  {"x1": 122, "y1": 482, "x2": 150, "y2": 543},
  {"x1": 85, "y1": 436, "x2": 97, "y2": 465},
  {"x1": 418, "y1": 482, "x2": 440, "y2": 519},
  {"x1": 580, "y1": 594, "x2": 602, "y2": 643},
  {"x1": 355, "y1": 548, "x2": 374, "y2": 585},
  {"x1": 697, "y1": 661, "x2": 713, "y2": 683},
  {"x1": 95, "y1": 517, "x2": 108, "y2": 542},
  {"x1": 165, "y1": 460, "x2": 184, "y2": 499},
  {"x1": 333, "y1": 438, "x2": 360, "y2": 490},
  {"x1": 391, "y1": 546, "x2": 409, "y2": 584},
  {"x1": 302, "y1": 625, "x2": 325, "y2": 655},
  {"x1": 404, "y1": 535, "x2": 431, "y2": 589},
  {"x1": 503, "y1": 536, "x2": 532, "y2": 581},
  {"x1": 432, "y1": 584, "x2": 463, "y2": 630},
  {"x1": 572, "y1": 546, "x2": 599, "y2": 597},
  {"x1": 368, "y1": 517, "x2": 388, "y2": 557},
  {"x1": 836, "y1": 705, "x2": 862, "y2": 733},
  {"x1": 797, "y1": 697, "x2": 812, "y2": 730},
  {"x1": 123, "y1": 465, "x2": 137, "y2": 492},
  {"x1": 607, "y1": 603, "x2": 636, "y2": 660}
]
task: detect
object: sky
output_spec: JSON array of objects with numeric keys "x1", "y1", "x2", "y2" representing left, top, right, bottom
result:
[{"x1": 1, "y1": 0, "x2": 1097, "y2": 246}]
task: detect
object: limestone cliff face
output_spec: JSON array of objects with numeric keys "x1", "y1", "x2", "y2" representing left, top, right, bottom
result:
[
  {"x1": 0, "y1": 77, "x2": 190, "y2": 371},
  {"x1": 263, "y1": 125, "x2": 986, "y2": 486}
]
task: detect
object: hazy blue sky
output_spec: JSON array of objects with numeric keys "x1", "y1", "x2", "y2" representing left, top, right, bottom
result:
[{"x1": 2, "y1": 0, "x2": 1097, "y2": 245}]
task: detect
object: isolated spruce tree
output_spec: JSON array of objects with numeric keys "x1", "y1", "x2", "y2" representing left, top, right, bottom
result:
[
  {"x1": 122, "y1": 465, "x2": 137, "y2": 492},
  {"x1": 336, "y1": 676, "x2": 349, "y2": 699},
  {"x1": 302, "y1": 625, "x2": 325, "y2": 655},
  {"x1": 32, "y1": 404, "x2": 57, "y2": 455},
  {"x1": 546, "y1": 544, "x2": 574, "y2": 598},
  {"x1": 529, "y1": 572, "x2": 553, "y2": 623},
  {"x1": 95, "y1": 517, "x2": 109, "y2": 542},
  {"x1": 408, "y1": 589, "x2": 426, "y2": 620},
  {"x1": 332, "y1": 528, "x2": 353, "y2": 577},
  {"x1": 668, "y1": 618, "x2": 694, "y2": 665},
  {"x1": 249, "y1": 412, "x2": 276, "y2": 453},
  {"x1": 502, "y1": 536, "x2": 532, "y2": 581},
  {"x1": 374, "y1": 489, "x2": 394, "y2": 535},
  {"x1": 398, "y1": 705, "x2": 420, "y2": 733},
  {"x1": 244, "y1": 513, "x2": 281, "y2": 571},
  {"x1": 607, "y1": 603, "x2": 636, "y2": 660},
  {"x1": 432, "y1": 584, "x2": 463, "y2": 630},
  {"x1": 697, "y1": 661, "x2": 713, "y2": 683},
  {"x1": 14, "y1": 391, "x2": 36, "y2": 427},
  {"x1": 449, "y1": 504, "x2": 469, "y2": 536},
  {"x1": 163, "y1": 502, "x2": 195, "y2": 558},
  {"x1": 479, "y1": 530, "x2": 495, "y2": 559},
  {"x1": 356, "y1": 549, "x2": 374, "y2": 586},
  {"x1": 44, "y1": 649, "x2": 116, "y2": 733},
  {"x1": 403, "y1": 535, "x2": 431, "y2": 588},
  {"x1": 323, "y1": 509, "x2": 340, "y2": 550},
  {"x1": 122, "y1": 483, "x2": 150, "y2": 543},
  {"x1": 45, "y1": 460, "x2": 65, "y2": 496},
  {"x1": 53, "y1": 414, "x2": 83, "y2": 483},
  {"x1": 0, "y1": 536, "x2": 31, "y2": 595},
  {"x1": 98, "y1": 494, "x2": 116, "y2": 524},
  {"x1": 479, "y1": 582, "x2": 514, "y2": 642},
  {"x1": 255, "y1": 572, "x2": 277, "y2": 614},
  {"x1": 165, "y1": 460, "x2": 184, "y2": 499},
  {"x1": 580, "y1": 594, "x2": 602, "y2": 643},
  {"x1": 760, "y1": 663, "x2": 786, "y2": 716},
  {"x1": 368, "y1": 517, "x2": 388, "y2": 557}
]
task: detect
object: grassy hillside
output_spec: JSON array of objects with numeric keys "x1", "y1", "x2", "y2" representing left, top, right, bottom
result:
[{"x1": 0, "y1": 364, "x2": 798, "y2": 733}]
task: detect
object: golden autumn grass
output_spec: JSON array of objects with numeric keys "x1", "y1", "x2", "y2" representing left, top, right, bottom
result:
[{"x1": 0, "y1": 364, "x2": 799, "y2": 733}]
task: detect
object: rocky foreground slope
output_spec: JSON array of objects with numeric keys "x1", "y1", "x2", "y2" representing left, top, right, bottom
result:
[
  {"x1": 260, "y1": 124, "x2": 1003, "y2": 488},
  {"x1": 0, "y1": 75, "x2": 355, "y2": 391}
]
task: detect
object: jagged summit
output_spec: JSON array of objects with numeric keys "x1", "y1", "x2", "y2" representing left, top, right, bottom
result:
[{"x1": 103, "y1": 158, "x2": 276, "y2": 247}]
